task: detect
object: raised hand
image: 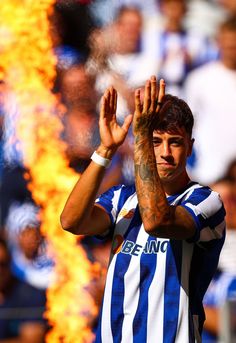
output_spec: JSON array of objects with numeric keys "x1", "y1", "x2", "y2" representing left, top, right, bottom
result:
[
  {"x1": 99, "y1": 87, "x2": 133, "y2": 155},
  {"x1": 133, "y1": 76, "x2": 165, "y2": 136}
]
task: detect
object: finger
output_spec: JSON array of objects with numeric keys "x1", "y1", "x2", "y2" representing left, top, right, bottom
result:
[
  {"x1": 150, "y1": 75, "x2": 157, "y2": 112},
  {"x1": 155, "y1": 79, "x2": 165, "y2": 113},
  {"x1": 158, "y1": 79, "x2": 165, "y2": 104},
  {"x1": 122, "y1": 114, "x2": 133, "y2": 133},
  {"x1": 112, "y1": 88, "x2": 117, "y2": 115},
  {"x1": 134, "y1": 88, "x2": 142, "y2": 116},
  {"x1": 99, "y1": 94, "x2": 107, "y2": 120},
  {"x1": 103, "y1": 88, "x2": 111, "y2": 118},
  {"x1": 109, "y1": 86, "x2": 115, "y2": 113},
  {"x1": 143, "y1": 79, "x2": 151, "y2": 112}
]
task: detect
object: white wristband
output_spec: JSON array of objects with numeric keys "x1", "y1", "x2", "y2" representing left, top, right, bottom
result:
[{"x1": 91, "y1": 151, "x2": 111, "y2": 169}]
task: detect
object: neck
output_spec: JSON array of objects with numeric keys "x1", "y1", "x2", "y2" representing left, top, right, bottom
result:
[{"x1": 162, "y1": 171, "x2": 190, "y2": 196}]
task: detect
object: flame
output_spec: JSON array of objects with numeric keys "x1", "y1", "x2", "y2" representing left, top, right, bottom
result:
[{"x1": 0, "y1": 1, "x2": 100, "y2": 342}]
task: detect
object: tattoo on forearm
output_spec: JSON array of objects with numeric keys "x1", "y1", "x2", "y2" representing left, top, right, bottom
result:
[{"x1": 134, "y1": 135, "x2": 170, "y2": 232}]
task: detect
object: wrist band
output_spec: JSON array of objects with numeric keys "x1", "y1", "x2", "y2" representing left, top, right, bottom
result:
[{"x1": 91, "y1": 151, "x2": 111, "y2": 169}]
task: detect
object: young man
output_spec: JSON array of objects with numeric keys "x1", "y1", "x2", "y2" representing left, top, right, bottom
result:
[{"x1": 61, "y1": 76, "x2": 225, "y2": 342}]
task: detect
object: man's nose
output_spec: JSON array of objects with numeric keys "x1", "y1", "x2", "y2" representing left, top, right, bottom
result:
[{"x1": 160, "y1": 142, "x2": 172, "y2": 158}]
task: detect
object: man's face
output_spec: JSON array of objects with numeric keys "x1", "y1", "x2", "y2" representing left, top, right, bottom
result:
[
  {"x1": 153, "y1": 128, "x2": 193, "y2": 182},
  {"x1": 218, "y1": 29, "x2": 236, "y2": 66}
]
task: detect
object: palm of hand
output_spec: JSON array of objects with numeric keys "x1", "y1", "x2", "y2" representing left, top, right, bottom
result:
[{"x1": 99, "y1": 87, "x2": 133, "y2": 151}]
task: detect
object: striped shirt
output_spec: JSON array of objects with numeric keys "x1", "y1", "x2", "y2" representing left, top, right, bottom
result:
[{"x1": 95, "y1": 181, "x2": 225, "y2": 343}]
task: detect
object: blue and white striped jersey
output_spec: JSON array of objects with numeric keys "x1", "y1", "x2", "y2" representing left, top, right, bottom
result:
[{"x1": 94, "y1": 181, "x2": 225, "y2": 343}]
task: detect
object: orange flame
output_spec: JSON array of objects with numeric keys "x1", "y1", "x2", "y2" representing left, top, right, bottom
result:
[{"x1": 0, "y1": 1, "x2": 99, "y2": 342}]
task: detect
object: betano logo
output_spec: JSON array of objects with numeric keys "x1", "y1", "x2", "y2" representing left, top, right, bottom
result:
[{"x1": 112, "y1": 235, "x2": 168, "y2": 256}]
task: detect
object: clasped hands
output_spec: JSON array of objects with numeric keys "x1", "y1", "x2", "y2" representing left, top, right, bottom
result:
[{"x1": 99, "y1": 76, "x2": 165, "y2": 156}]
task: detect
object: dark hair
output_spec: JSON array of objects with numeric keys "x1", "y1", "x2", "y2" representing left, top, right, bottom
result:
[
  {"x1": 153, "y1": 94, "x2": 194, "y2": 137},
  {"x1": 220, "y1": 16, "x2": 236, "y2": 32}
]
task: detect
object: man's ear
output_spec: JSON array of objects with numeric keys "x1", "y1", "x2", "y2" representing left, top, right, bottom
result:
[{"x1": 188, "y1": 138, "x2": 195, "y2": 157}]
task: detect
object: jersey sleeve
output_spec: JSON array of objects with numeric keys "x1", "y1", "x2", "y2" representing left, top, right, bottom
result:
[
  {"x1": 180, "y1": 187, "x2": 226, "y2": 243},
  {"x1": 95, "y1": 184, "x2": 125, "y2": 227}
]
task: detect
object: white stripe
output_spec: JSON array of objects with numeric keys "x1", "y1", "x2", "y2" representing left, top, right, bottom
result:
[
  {"x1": 176, "y1": 241, "x2": 194, "y2": 343},
  {"x1": 111, "y1": 187, "x2": 123, "y2": 223},
  {"x1": 121, "y1": 226, "x2": 148, "y2": 342},
  {"x1": 147, "y1": 239, "x2": 167, "y2": 343},
  {"x1": 184, "y1": 191, "x2": 222, "y2": 220},
  {"x1": 101, "y1": 255, "x2": 117, "y2": 342}
]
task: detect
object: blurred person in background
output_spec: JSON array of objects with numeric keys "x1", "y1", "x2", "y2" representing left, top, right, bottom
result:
[
  {"x1": 4, "y1": 202, "x2": 54, "y2": 290},
  {"x1": 0, "y1": 238, "x2": 47, "y2": 342},
  {"x1": 59, "y1": 63, "x2": 99, "y2": 173},
  {"x1": 87, "y1": 6, "x2": 159, "y2": 186},
  {"x1": 59, "y1": 62, "x2": 124, "y2": 190},
  {"x1": 184, "y1": 16, "x2": 236, "y2": 185},
  {"x1": 88, "y1": 5, "x2": 158, "y2": 120},
  {"x1": 0, "y1": 84, "x2": 33, "y2": 230},
  {"x1": 202, "y1": 173, "x2": 236, "y2": 342},
  {"x1": 143, "y1": 0, "x2": 217, "y2": 97}
]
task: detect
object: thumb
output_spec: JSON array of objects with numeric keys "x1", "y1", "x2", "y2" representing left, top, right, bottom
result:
[{"x1": 122, "y1": 114, "x2": 133, "y2": 133}]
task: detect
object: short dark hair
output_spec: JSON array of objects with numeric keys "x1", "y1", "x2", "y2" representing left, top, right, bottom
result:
[
  {"x1": 220, "y1": 16, "x2": 236, "y2": 33},
  {"x1": 153, "y1": 94, "x2": 194, "y2": 137}
]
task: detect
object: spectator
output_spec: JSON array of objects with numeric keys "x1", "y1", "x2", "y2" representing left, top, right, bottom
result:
[
  {"x1": 144, "y1": 0, "x2": 217, "y2": 97},
  {"x1": 59, "y1": 63, "x2": 99, "y2": 173},
  {"x1": 59, "y1": 63, "x2": 124, "y2": 190},
  {"x1": 202, "y1": 175, "x2": 236, "y2": 342},
  {"x1": 5, "y1": 202, "x2": 54, "y2": 290},
  {"x1": 0, "y1": 238, "x2": 47, "y2": 342},
  {"x1": 185, "y1": 16, "x2": 236, "y2": 185},
  {"x1": 0, "y1": 86, "x2": 33, "y2": 229},
  {"x1": 88, "y1": 5, "x2": 158, "y2": 120}
]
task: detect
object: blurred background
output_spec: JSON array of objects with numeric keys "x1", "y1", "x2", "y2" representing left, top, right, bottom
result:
[{"x1": 0, "y1": 0, "x2": 236, "y2": 342}]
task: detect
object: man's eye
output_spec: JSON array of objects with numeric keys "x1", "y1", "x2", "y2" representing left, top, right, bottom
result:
[
  {"x1": 153, "y1": 140, "x2": 161, "y2": 146},
  {"x1": 171, "y1": 140, "x2": 182, "y2": 146}
]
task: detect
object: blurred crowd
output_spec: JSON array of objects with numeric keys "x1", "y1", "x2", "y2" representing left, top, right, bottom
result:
[{"x1": 0, "y1": 0, "x2": 236, "y2": 342}]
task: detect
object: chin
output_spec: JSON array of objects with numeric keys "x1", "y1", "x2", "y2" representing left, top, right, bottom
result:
[{"x1": 159, "y1": 172, "x2": 175, "y2": 182}]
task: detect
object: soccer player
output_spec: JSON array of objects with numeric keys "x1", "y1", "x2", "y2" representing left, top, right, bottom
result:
[{"x1": 60, "y1": 76, "x2": 225, "y2": 342}]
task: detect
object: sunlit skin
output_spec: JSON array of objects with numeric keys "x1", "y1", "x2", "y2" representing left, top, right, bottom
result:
[{"x1": 153, "y1": 129, "x2": 194, "y2": 193}]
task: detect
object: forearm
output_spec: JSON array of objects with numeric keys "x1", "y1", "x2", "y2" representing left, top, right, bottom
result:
[
  {"x1": 134, "y1": 134, "x2": 171, "y2": 234},
  {"x1": 60, "y1": 145, "x2": 114, "y2": 234}
]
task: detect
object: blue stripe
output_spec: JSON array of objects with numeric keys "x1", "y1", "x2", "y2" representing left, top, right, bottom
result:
[
  {"x1": 96, "y1": 185, "x2": 120, "y2": 225},
  {"x1": 117, "y1": 184, "x2": 135, "y2": 214},
  {"x1": 133, "y1": 236, "x2": 157, "y2": 342},
  {"x1": 110, "y1": 208, "x2": 141, "y2": 342},
  {"x1": 163, "y1": 240, "x2": 182, "y2": 343},
  {"x1": 207, "y1": 206, "x2": 226, "y2": 228},
  {"x1": 94, "y1": 298, "x2": 104, "y2": 343},
  {"x1": 183, "y1": 187, "x2": 211, "y2": 206}
]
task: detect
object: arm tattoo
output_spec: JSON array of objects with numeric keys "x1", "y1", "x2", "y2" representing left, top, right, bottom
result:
[{"x1": 134, "y1": 134, "x2": 170, "y2": 232}]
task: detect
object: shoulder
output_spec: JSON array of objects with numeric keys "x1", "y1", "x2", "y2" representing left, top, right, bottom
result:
[{"x1": 184, "y1": 183, "x2": 224, "y2": 213}]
